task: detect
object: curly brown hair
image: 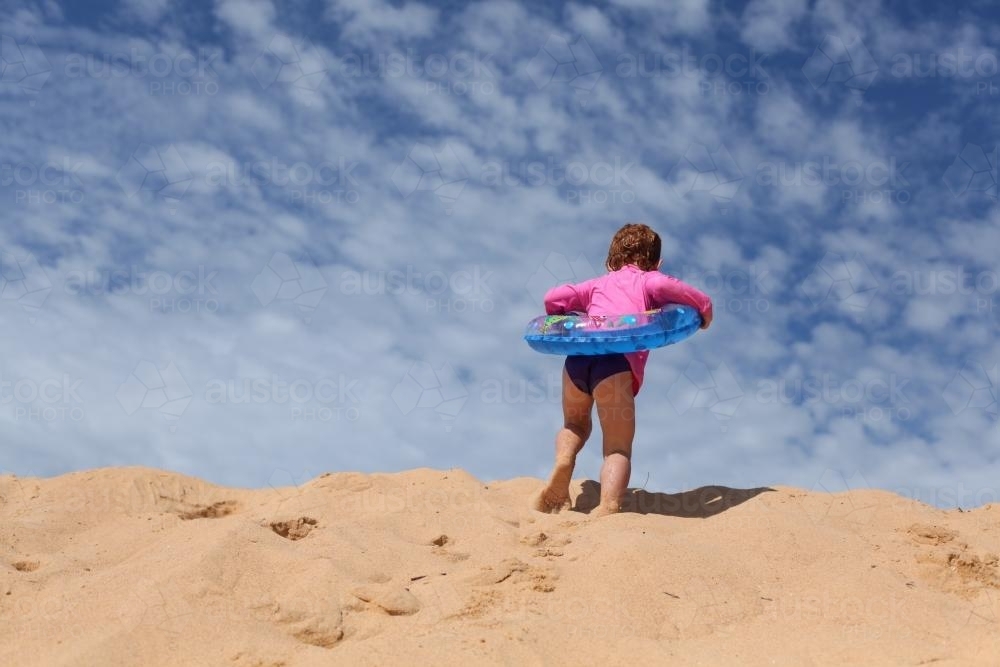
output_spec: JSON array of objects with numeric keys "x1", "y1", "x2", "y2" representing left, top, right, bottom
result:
[{"x1": 605, "y1": 223, "x2": 661, "y2": 271}]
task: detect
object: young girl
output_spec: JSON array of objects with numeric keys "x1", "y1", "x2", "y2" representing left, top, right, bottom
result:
[{"x1": 533, "y1": 223, "x2": 713, "y2": 516}]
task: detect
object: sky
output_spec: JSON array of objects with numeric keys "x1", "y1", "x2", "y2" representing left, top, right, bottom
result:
[{"x1": 0, "y1": 0, "x2": 998, "y2": 509}]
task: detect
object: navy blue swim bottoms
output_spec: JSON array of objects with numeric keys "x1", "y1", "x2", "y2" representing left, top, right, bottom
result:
[{"x1": 564, "y1": 354, "x2": 631, "y2": 396}]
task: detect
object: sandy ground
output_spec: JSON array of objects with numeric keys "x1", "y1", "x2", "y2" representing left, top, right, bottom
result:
[{"x1": 1, "y1": 466, "x2": 999, "y2": 666}]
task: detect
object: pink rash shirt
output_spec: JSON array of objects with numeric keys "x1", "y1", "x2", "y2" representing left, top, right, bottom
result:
[{"x1": 542, "y1": 264, "x2": 713, "y2": 396}]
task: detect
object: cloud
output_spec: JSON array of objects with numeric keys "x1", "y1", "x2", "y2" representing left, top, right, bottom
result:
[
  {"x1": 740, "y1": 0, "x2": 809, "y2": 51},
  {"x1": 607, "y1": 0, "x2": 710, "y2": 34},
  {"x1": 122, "y1": 0, "x2": 173, "y2": 25},
  {"x1": 325, "y1": 0, "x2": 439, "y2": 44},
  {"x1": 214, "y1": 0, "x2": 276, "y2": 40},
  {"x1": 566, "y1": 4, "x2": 619, "y2": 46}
]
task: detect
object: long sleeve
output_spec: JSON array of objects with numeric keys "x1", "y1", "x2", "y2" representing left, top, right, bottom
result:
[
  {"x1": 644, "y1": 272, "x2": 713, "y2": 322},
  {"x1": 543, "y1": 279, "x2": 595, "y2": 315}
]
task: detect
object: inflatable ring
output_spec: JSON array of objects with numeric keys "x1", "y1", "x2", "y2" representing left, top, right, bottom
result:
[{"x1": 524, "y1": 304, "x2": 701, "y2": 355}]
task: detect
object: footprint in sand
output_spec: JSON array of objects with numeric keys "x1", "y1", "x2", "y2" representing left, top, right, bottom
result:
[
  {"x1": 175, "y1": 500, "x2": 239, "y2": 520},
  {"x1": 429, "y1": 534, "x2": 470, "y2": 562},
  {"x1": 520, "y1": 531, "x2": 549, "y2": 547},
  {"x1": 457, "y1": 558, "x2": 559, "y2": 619},
  {"x1": 269, "y1": 517, "x2": 318, "y2": 541},
  {"x1": 350, "y1": 583, "x2": 422, "y2": 616},
  {"x1": 943, "y1": 551, "x2": 1000, "y2": 588},
  {"x1": 251, "y1": 588, "x2": 344, "y2": 648},
  {"x1": 466, "y1": 558, "x2": 558, "y2": 592},
  {"x1": 520, "y1": 531, "x2": 572, "y2": 559},
  {"x1": 907, "y1": 523, "x2": 959, "y2": 546}
]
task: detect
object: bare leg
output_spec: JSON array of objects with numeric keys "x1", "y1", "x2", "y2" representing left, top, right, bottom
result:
[
  {"x1": 591, "y1": 371, "x2": 635, "y2": 516},
  {"x1": 533, "y1": 369, "x2": 592, "y2": 513}
]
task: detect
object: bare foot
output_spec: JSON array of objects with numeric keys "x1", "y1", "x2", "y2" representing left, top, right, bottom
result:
[
  {"x1": 591, "y1": 501, "x2": 622, "y2": 518},
  {"x1": 532, "y1": 458, "x2": 575, "y2": 513},
  {"x1": 532, "y1": 488, "x2": 571, "y2": 513}
]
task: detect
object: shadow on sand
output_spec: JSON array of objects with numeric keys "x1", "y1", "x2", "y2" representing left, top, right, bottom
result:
[{"x1": 573, "y1": 481, "x2": 775, "y2": 518}]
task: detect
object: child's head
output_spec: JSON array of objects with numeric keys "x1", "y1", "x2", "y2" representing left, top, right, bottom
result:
[{"x1": 605, "y1": 223, "x2": 661, "y2": 271}]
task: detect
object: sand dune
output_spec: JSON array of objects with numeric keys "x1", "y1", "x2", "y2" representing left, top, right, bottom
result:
[{"x1": 2, "y1": 467, "x2": 999, "y2": 666}]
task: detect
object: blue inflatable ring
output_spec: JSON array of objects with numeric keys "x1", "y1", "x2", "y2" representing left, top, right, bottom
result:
[{"x1": 524, "y1": 304, "x2": 702, "y2": 355}]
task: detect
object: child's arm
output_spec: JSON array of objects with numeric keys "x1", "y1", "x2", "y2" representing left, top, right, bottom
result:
[
  {"x1": 645, "y1": 272, "x2": 714, "y2": 329},
  {"x1": 543, "y1": 279, "x2": 595, "y2": 315}
]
